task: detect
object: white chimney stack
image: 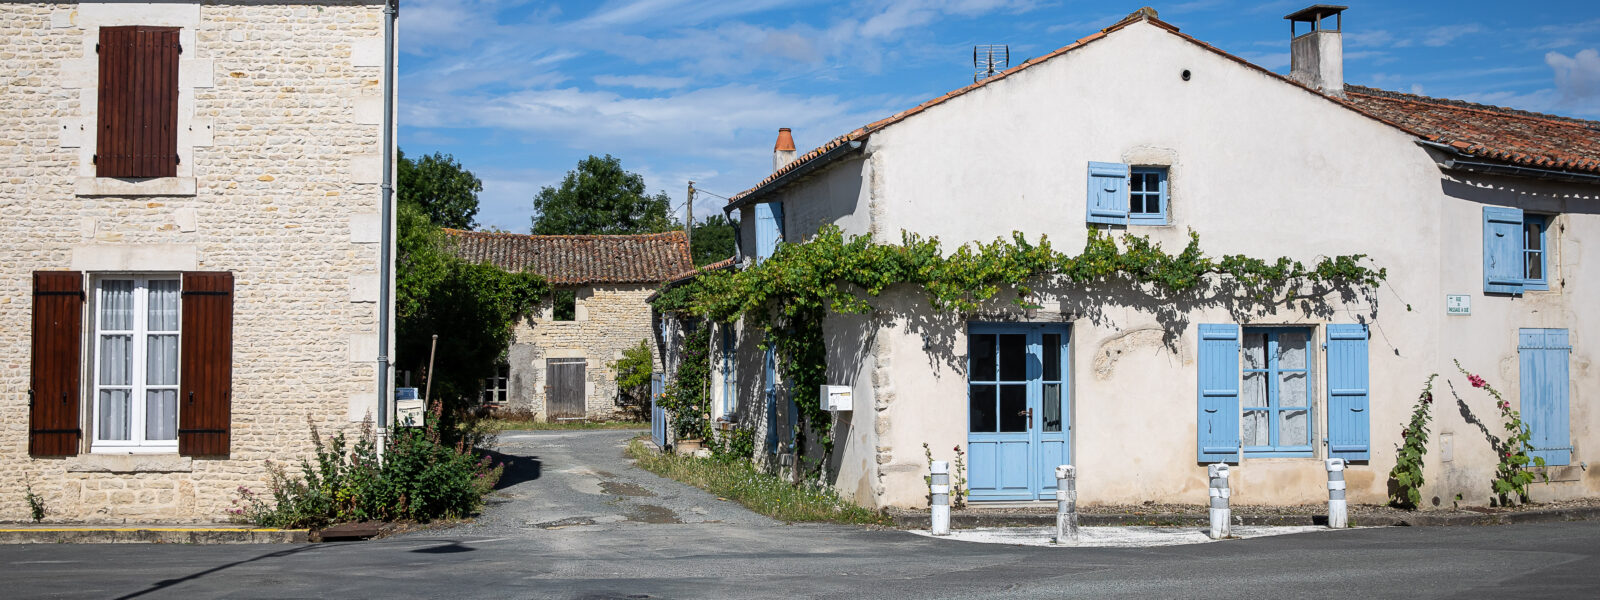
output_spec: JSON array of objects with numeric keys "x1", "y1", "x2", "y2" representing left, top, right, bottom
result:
[
  {"x1": 1286, "y1": 5, "x2": 1346, "y2": 97},
  {"x1": 773, "y1": 128, "x2": 796, "y2": 172}
]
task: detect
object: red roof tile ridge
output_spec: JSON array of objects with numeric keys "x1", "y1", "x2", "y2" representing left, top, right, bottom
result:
[
  {"x1": 1345, "y1": 84, "x2": 1600, "y2": 129},
  {"x1": 444, "y1": 229, "x2": 689, "y2": 243}
]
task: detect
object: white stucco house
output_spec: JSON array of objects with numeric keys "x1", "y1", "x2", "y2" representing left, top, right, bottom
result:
[{"x1": 710, "y1": 6, "x2": 1599, "y2": 509}]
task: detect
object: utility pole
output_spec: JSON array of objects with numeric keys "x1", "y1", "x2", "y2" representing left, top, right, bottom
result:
[{"x1": 686, "y1": 180, "x2": 695, "y2": 248}]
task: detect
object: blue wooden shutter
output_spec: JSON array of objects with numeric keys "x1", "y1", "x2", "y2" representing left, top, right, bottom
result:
[
  {"x1": 1086, "y1": 162, "x2": 1129, "y2": 225},
  {"x1": 1520, "y1": 328, "x2": 1572, "y2": 466},
  {"x1": 1197, "y1": 324, "x2": 1240, "y2": 463},
  {"x1": 764, "y1": 346, "x2": 779, "y2": 452},
  {"x1": 1483, "y1": 206, "x2": 1524, "y2": 294},
  {"x1": 1326, "y1": 324, "x2": 1370, "y2": 461},
  {"x1": 754, "y1": 202, "x2": 784, "y2": 261}
]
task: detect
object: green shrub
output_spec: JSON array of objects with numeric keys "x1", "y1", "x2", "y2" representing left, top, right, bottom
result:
[
  {"x1": 610, "y1": 339, "x2": 655, "y2": 420},
  {"x1": 232, "y1": 419, "x2": 502, "y2": 529}
]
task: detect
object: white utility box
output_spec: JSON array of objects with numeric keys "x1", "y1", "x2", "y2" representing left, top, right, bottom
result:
[{"x1": 821, "y1": 385, "x2": 853, "y2": 411}]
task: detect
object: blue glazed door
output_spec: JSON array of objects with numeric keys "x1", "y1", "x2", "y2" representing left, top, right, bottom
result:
[{"x1": 966, "y1": 323, "x2": 1071, "y2": 501}]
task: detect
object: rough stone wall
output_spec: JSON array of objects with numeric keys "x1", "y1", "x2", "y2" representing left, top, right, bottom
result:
[
  {"x1": 0, "y1": 2, "x2": 385, "y2": 522},
  {"x1": 507, "y1": 284, "x2": 663, "y2": 420}
]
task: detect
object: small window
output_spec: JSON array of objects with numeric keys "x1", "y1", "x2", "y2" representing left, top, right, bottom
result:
[
  {"x1": 1128, "y1": 167, "x2": 1168, "y2": 225},
  {"x1": 1523, "y1": 215, "x2": 1548, "y2": 290},
  {"x1": 553, "y1": 289, "x2": 577, "y2": 321},
  {"x1": 1239, "y1": 327, "x2": 1314, "y2": 456},
  {"x1": 92, "y1": 275, "x2": 181, "y2": 451},
  {"x1": 480, "y1": 364, "x2": 509, "y2": 405}
]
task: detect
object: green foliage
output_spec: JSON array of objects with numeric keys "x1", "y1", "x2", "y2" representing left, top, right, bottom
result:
[
  {"x1": 691, "y1": 214, "x2": 738, "y2": 266},
  {"x1": 552, "y1": 289, "x2": 577, "y2": 321},
  {"x1": 1388, "y1": 374, "x2": 1437, "y2": 509},
  {"x1": 531, "y1": 154, "x2": 679, "y2": 235},
  {"x1": 610, "y1": 339, "x2": 655, "y2": 420},
  {"x1": 396, "y1": 203, "x2": 549, "y2": 415},
  {"x1": 712, "y1": 425, "x2": 757, "y2": 461},
  {"x1": 1454, "y1": 360, "x2": 1548, "y2": 506},
  {"x1": 398, "y1": 149, "x2": 482, "y2": 230},
  {"x1": 653, "y1": 224, "x2": 1387, "y2": 469},
  {"x1": 658, "y1": 324, "x2": 713, "y2": 442},
  {"x1": 24, "y1": 479, "x2": 45, "y2": 523},
  {"x1": 232, "y1": 420, "x2": 502, "y2": 529},
  {"x1": 626, "y1": 438, "x2": 887, "y2": 525}
]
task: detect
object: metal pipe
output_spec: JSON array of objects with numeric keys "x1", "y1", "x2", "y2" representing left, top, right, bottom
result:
[
  {"x1": 930, "y1": 460, "x2": 950, "y2": 535},
  {"x1": 376, "y1": 0, "x2": 398, "y2": 434},
  {"x1": 1208, "y1": 463, "x2": 1231, "y2": 539}
]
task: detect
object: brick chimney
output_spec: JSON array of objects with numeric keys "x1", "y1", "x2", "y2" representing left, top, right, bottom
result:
[
  {"x1": 773, "y1": 128, "x2": 796, "y2": 172},
  {"x1": 1285, "y1": 5, "x2": 1346, "y2": 96}
]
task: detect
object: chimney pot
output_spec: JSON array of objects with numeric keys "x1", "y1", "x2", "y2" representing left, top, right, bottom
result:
[
  {"x1": 1285, "y1": 4, "x2": 1347, "y2": 96},
  {"x1": 773, "y1": 128, "x2": 797, "y2": 172}
]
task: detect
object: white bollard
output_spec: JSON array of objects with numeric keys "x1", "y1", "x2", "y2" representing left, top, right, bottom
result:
[
  {"x1": 1208, "y1": 463, "x2": 1231, "y2": 539},
  {"x1": 930, "y1": 460, "x2": 951, "y2": 536},
  {"x1": 1054, "y1": 464, "x2": 1079, "y2": 544},
  {"x1": 1325, "y1": 458, "x2": 1347, "y2": 529}
]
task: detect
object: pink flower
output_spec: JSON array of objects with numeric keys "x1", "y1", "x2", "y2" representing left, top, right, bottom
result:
[{"x1": 1468, "y1": 374, "x2": 1486, "y2": 388}]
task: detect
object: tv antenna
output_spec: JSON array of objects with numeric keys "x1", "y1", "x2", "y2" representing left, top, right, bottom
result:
[{"x1": 973, "y1": 44, "x2": 1009, "y2": 83}]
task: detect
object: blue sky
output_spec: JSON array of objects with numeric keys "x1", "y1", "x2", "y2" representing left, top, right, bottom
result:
[{"x1": 399, "y1": 1, "x2": 1600, "y2": 232}]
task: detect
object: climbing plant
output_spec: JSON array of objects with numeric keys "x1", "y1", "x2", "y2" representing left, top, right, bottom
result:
[
  {"x1": 1388, "y1": 374, "x2": 1437, "y2": 509},
  {"x1": 653, "y1": 225, "x2": 1386, "y2": 472},
  {"x1": 1454, "y1": 360, "x2": 1547, "y2": 506},
  {"x1": 658, "y1": 324, "x2": 713, "y2": 443}
]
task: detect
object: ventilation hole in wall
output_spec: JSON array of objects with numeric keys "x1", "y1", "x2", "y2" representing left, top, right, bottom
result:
[{"x1": 1182, "y1": 69, "x2": 1192, "y2": 81}]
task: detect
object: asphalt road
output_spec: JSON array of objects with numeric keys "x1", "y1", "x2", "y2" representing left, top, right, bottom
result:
[{"x1": 3, "y1": 429, "x2": 1598, "y2": 599}]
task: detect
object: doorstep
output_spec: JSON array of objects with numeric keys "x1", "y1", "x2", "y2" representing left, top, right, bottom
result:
[
  {"x1": 0, "y1": 524, "x2": 308, "y2": 544},
  {"x1": 887, "y1": 504, "x2": 1600, "y2": 529}
]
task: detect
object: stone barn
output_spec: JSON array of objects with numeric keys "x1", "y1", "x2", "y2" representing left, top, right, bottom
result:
[{"x1": 446, "y1": 230, "x2": 692, "y2": 421}]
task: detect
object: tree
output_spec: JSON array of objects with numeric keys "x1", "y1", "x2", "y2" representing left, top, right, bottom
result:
[
  {"x1": 398, "y1": 149, "x2": 482, "y2": 230},
  {"x1": 531, "y1": 155, "x2": 678, "y2": 235},
  {"x1": 690, "y1": 214, "x2": 738, "y2": 266}
]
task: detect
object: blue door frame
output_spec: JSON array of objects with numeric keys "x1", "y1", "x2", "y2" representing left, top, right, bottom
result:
[
  {"x1": 650, "y1": 372, "x2": 666, "y2": 447},
  {"x1": 966, "y1": 323, "x2": 1071, "y2": 501}
]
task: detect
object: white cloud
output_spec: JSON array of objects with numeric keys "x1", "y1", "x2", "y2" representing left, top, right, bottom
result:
[
  {"x1": 1547, "y1": 48, "x2": 1600, "y2": 109},
  {"x1": 1421, "y1": 23, "x2": 1483, "y2": 48},
  {"x1": 593, "y1": 74, "x2": 691, "y2": 90}
]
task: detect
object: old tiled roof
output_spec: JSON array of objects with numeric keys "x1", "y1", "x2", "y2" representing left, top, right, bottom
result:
[
  {"x1": 442, "y1": 229, "x2": 693, "y2": 285},
  {"x1": 731, "y1": 10, "x2": 1598, "y2": 204},
  {"x1": 1344, "y1": 85, "x2": 1600, "y2": 175}
]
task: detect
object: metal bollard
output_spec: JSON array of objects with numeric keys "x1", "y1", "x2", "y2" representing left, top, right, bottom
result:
[
  {"x1": 1325, "y1": 458, "x2": 1347, "y2": 528},
  {"x1": 1208, "y1": 463, "x2": 1231, "y2": 539},
  {"x1": 931, "y1": 460, "x2": 951, "y2": 536},
  {"x1": 1054, "y1": 465, "x2": 1079, "y2": 544}
]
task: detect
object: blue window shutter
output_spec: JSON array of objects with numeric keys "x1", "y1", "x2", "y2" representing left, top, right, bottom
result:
[
  {"x1": 1326, "y1": 324, "x2": 1370, "y2": 461},
  {"x1": 754, "y1": 202, "x2": 780, "y2": 261},
  {"x1": 1086, "y1": 162, "x2": 1129, "y2": 225},
  {"x1": 770, "y1": 201, "x2": 784, "y2": 243},
  {"x1": 1483, "y1": 206, "x2": 1524, "y2": 294},
  {"x1": 1520, "y1": 329, "x2": 1572, "y2": 466},
  {"x1": 1197, "y1": 324, "x2": 1240, "y2": 463},
  {"x1": 764, "y1": 346, "x2": 779, "y2": 451}
]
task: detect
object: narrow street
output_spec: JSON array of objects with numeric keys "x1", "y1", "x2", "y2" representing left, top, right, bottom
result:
[{"x1": 3, "y1": 430, "x2": 1598, "y2": 599}]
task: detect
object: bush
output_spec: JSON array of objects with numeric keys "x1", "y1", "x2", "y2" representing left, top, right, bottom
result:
[
  {"x1": 610, "y1": 339, "x2": 654, "y2": 420},
  {"x1": 233, "y1": 419, "x2": 502, "y2": 529}
]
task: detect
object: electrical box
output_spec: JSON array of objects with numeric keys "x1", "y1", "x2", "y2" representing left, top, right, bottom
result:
[
  {"x1": 395, "y1": 387, "x2": 425, "y2": 427},
  {"x1": 821, "y1": 385, "x2": 853, "y2": 412}
]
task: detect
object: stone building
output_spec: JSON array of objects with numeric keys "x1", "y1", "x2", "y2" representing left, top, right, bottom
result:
[
  {"x1": 715, "y1": 6, "x2": 1600, "y2": 509},
  {"x1": 446, "y1": 230, "x2": 692, "y2": 421},
  {"x1": 0, "y1": 1, "x2": 396, "y2": 521}
]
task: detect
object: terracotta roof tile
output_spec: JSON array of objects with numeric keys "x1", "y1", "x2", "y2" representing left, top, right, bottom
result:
[
  {"x1": 441, "y1": 229, "x2": 694, "y2": 285},
  {"x1": 1343, "y1": 85, "x2": 1600, "y2": 175}
]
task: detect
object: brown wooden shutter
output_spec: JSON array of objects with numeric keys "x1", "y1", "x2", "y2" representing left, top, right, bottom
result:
[
  {"x1": 31, "y1": 272, "x2": 85, "y2": 457},
  {"x1": 179, "y1": 272, "x2": 233, "y2": 456},
  {"x1": 96, "y1": 26, "x2": 179, "y2": 178}
]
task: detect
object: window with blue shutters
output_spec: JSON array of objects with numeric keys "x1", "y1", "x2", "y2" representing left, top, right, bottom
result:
[
  {"x1": 754, "y1": 201, "x2": 785, "y2": 262},
  {"x1": 1240, "y1": 327, "x2": 1315, "y2": 456},
  {"x1": 1129, "y1": 167, "x2": 1168, "y2": 225},
  {"x1": 1519, "y1": 328, "x2": 1571, "y2": 466},
  {"x1": 1086, "y1": 162, "x2": 1130, "y2": 225},
  {"x1": 1483, "y1": 207, "x2": 1555, "y2": 294},
  {"x1": 1325, "y1": 324, "x2": 1370, "y2": 461}
]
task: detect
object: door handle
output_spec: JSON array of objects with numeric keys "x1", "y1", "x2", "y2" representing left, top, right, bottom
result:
[{"x1": 1018, "y1": 408, "x2": 1032, "y2": 429}]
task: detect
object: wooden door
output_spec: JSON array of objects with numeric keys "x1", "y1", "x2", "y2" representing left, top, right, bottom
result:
[{"x1": 546, "y1": 358, "x2": 586, "y2": 422}]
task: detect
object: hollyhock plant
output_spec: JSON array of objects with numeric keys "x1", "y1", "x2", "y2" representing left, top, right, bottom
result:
[{"x1": 1453, "y1": 359, "x2": 1546, "y2": 506}]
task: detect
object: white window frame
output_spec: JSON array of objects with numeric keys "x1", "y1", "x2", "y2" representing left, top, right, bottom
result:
[
  {"x1": 481, "y1": 364, "x2": 509, "y2": 405},
  {"x1": 91, "y1": 274, "x2": 181, "y2": 453}
]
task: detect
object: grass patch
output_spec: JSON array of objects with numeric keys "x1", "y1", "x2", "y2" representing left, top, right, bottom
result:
[
  {"x1": 625, "y1": 439, "x2": 889, "y2": 526},
  {"x1": 481, "y1": 418, "x2": 648, "y2": 432}
]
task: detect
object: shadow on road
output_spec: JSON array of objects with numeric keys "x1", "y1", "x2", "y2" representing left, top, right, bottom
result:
[
  {"x1": 486, "y1": 448, "x2": 541, "y2": 490},
  {"x1": 114, "y1": 544, "x2": 323, "y2": 600}
]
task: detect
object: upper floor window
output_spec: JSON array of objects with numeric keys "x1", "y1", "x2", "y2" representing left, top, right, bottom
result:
[
  {"x1": 1483, "y1": 207, "x2": 1552, "y2": 294},
  {"x1": 1086, "y1": 162, "x2": 1169, "y2": 226},
  {"x1": 553, "y1": 289, "x2": 577, "y2": 321},
  {"x1": 97, "y1": 26, "x2": 180, "y2": 178}
]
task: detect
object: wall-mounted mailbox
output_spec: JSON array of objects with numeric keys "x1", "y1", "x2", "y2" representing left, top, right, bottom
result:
[{"x1": 821, "y1": 385, "x2": 853, "y2": 411}]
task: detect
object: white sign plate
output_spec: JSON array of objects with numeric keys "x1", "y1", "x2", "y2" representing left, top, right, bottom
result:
[{"x1": 1446, "y1": 294, "x2": 1471, "y2": 316}]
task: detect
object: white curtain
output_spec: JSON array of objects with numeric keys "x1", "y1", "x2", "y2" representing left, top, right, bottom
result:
[
  {"x1": 97, "y1": 281, "x2": 137, "y2": 441},
  {"x1": 147, "y1": 280, "x2": 179, "y2": 331}
]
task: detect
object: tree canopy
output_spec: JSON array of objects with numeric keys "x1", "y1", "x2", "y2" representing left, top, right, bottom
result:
[
  {"x1": 691, "y1": 214, "x2": 738, "y2": 266},
  {"x1": 531, "y1": 154, "x2": 678, "y2": 235},
  {"x1": 398, "y1": 149, "x2": 483, "y2": 230}
]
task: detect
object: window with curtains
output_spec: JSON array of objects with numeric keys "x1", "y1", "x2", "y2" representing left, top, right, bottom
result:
[
  {"x1": 1239, "y1": 327, "x2": 1314, "y2": 456},
  {"x1": 92, "y1": 276, "x2": 181, "y2": 451}
]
